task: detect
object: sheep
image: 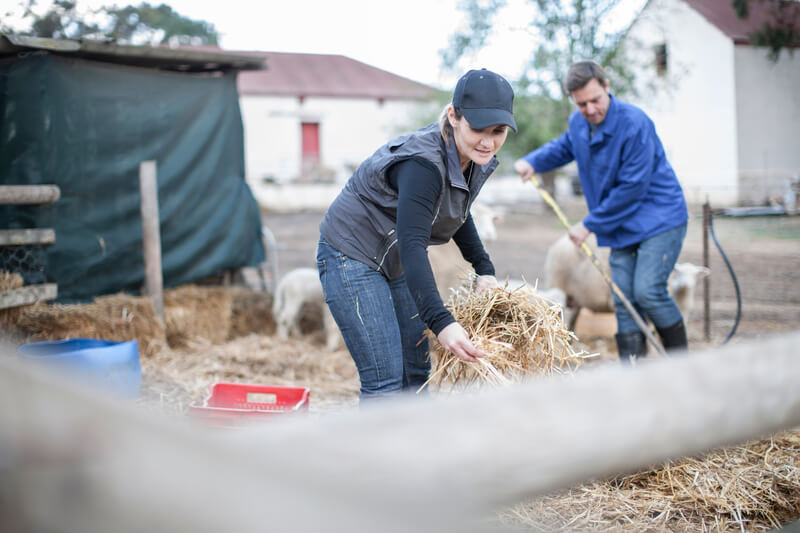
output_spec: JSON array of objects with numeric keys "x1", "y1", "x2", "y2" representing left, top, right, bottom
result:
[
  {"x1": 503, "y1": 278, "x2": 567, "y2": 308},
  {"x1": 544, "y1": 234, "x2": 710, "y2": 330},
  {"x1": 272, "y1": 267, "x2": 342, "y2": 350},
  {"x1": 669, "y1": 262, "x2": 711, "y2": 322},
  {"x1": 429, "y1": 201, "x2": 503, "y2": 299},
  {"x1": 469, "y1": 201, "x2": 502, "y2": 242}
]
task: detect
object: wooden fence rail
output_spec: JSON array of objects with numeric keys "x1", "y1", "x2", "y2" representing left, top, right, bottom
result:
[
  {"x1": 0, "y1": 185, "x2": 60, "y2": 205},
  {"x1": 0, "y1": 184, "x2": 59, "y2": 308},
  {"x1": 1, "y1": 331, "x2": 799, "y2": 533}
]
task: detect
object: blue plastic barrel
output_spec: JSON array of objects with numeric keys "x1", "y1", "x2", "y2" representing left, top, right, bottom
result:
[{"x1": 18, "y1": 338, "x2": 141, "y2": 398}]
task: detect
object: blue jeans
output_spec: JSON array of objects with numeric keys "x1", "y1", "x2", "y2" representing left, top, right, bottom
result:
[
  {"x1": 316, "y1": 237, "x2": 430, "y2": 398},
  {"x1": 609, "y1": 224, "x2": 687, "y2": 333}
]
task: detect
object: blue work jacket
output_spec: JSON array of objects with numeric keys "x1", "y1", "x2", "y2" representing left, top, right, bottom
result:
[{"x1": 523, "y1": 94, "x2": 688, "y2": 248}]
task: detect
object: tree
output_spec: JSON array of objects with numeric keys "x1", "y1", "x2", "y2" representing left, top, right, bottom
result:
[
  {"x1": 441, "y1": 0, "x2": 642, "y2": 163},
  {"x1": 2, "y1": 0, "x2": 219, "y2": 46},
  {"x1": 733, "y1": 0, "x2": 800, "y2": 61}
]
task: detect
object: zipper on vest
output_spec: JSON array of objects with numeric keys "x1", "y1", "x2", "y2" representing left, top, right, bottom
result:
[
  {"x1": 377, "y1": 238, "x2": 398, "y2": 269},
  {"x1": 431, "y1": 205, "x2": 441, "y2": 225}
]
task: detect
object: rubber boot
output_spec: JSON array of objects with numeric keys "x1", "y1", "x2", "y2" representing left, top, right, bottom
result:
[
  {"x1": 615, "y1": 330, "x2": 647, "y2": 364},
  {"x1": 657, "y1": 319, "x2": 688, "y2": 353}
]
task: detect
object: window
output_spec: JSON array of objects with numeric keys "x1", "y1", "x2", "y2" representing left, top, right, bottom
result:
[{"x1": 654, "y1": 43, "x2": 668, "y2": 76}]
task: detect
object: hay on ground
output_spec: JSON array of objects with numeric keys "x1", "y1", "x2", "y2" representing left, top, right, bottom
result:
[
  {"x1": 424, "y1": 280, "x2": 592, "y2": 391},
  {"x1": 501, "y1": 430, "x2": 800, "y2": 532},
  {"x1": 227, "y1": 286, "x2": 275, "y2": 339},
  {"x1": 139, "y1": 334, "x2": 359, "y2": 414},
  {"x1": 163, "y1": 285, "x2": 231, "y2": 347}
]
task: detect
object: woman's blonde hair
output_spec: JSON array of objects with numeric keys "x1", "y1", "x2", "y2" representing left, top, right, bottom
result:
[{"x1": 439, "y1": 104, "x2": 463, "y2": 144}]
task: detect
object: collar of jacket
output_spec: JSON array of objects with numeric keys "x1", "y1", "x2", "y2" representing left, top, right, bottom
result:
[
  {"x1": 443, "y1": 132, "x2": 499, "y2": 188},
  {"x1": 588, "y1": 93, "x2": 618, "y2": 146}
]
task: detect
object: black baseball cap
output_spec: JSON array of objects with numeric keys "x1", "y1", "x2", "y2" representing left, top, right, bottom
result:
[{"x1": 452, "y1": 68, "x2": 517, "y2": 132}]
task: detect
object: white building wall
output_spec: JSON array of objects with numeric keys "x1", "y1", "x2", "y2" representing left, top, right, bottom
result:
[
  {"x1": 624, "y1": 0, "x2": 739, "y2": 206},
  {"x1": 240, "y1": 96, "x2": 300, "y2": 183},
  {"x1": 240, "y1": 95, "x2": 432, "y2": 186},
  {"x1": 734, "y1": 46, "x2": 800, "y2": 205}
]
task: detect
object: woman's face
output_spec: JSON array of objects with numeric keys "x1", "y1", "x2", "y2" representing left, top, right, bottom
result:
[{"x1": 448, "y1": 107, "x2": 509, "y2": 171}]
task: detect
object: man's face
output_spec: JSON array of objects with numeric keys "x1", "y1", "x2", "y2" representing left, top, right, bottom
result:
[{"x1": 571, "y1": 78, "x2": 611, "y2": 125}]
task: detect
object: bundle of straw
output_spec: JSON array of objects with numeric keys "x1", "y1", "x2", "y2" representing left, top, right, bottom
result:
[
  {"x1": 0, "y1": 270, "x2": 24, "y2": 292},
  {"x1": 423, "y1": 280, "x2": 592, "y2": 391},
  {"x1": 163, "y1": 285, "x2": 232, "y2": 347},
  {"x1": 3, "y1": 293, "x2": 167, "y2": 357},
  {"x1": 0, "y1": 271, "x2": 25, "y2": 326}
]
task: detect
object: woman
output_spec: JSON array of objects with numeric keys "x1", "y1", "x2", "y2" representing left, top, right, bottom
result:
[{"x1": 317, "y1": 68, "x2": 516, "y2": 399}]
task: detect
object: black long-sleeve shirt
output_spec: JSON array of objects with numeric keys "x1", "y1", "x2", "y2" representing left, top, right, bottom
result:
[{"x1": 387, "y1": 157, "x2": 495, "y2": 335}]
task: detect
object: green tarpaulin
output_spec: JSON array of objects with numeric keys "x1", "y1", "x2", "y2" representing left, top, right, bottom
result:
[{"x1": 0, "y1": 53, "x2": 265, "y2": 303}]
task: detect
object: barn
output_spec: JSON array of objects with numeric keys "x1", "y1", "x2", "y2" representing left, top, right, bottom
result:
[
  {"x1": 623, "y1": 0, "x2": 800, "y2": 206},
  {"x1": 0, "y1": 34, "x2": 267, "y2": 303}
]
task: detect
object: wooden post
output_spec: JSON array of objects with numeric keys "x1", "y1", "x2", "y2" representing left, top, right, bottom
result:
[
  {"x1": 702, "y1": 199, "x2": 711, "y2": 342},
  {"x1": 139, "y1": 161, "x2": 164, "y2": 323}
]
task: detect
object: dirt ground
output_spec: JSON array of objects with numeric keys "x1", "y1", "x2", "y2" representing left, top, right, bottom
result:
[{"x1": 262, "y1": 197, "x2": 800, "y2": 358}]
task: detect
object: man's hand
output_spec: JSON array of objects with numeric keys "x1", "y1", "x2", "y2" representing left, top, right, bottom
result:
[
  {"x1": 474, "y1": 274, "x2": 499, "y2": 293},
  {"x1": 513, "y1": 159, "x2": 534, "y2": 182},
  {"x1": 568, "y1": 221, "x2": 591, "y2": 246},
  {"x1": 437, "y1": 322, "x2": 482, "y2": 362}
]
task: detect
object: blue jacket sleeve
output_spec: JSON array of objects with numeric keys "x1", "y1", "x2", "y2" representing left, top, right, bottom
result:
[
  {"x1": 583, "y1": 125, "x2": 653, "y2": 234},
  {"x1": 522, "y1": 129, "x2": 576, "y2": 173}
]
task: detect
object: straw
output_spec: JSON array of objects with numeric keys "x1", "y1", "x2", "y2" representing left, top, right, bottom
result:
[{"x1": 422, "y1": 276, "x2": 594, "y2": 392}]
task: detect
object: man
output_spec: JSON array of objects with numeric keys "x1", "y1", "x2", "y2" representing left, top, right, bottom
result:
[{"x1": 514, "y1": 60, "x2": 689, "y2": 362}]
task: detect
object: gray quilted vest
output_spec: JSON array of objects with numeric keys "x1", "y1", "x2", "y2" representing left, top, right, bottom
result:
[{"x1": 319, "y1": 122, "x2": 498, "y2": 280}]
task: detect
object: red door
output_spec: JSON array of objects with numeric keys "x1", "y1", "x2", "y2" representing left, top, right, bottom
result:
[{"x1": 301, "y1": 122, "x2": 320, "y2": 177}]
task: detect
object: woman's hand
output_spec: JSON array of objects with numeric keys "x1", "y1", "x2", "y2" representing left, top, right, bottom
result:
[
  {"x1": 513, "y1": 159, "x2": 534, "y2": 182},
  {"x1": 474, "y1": 274, "x2": 499, "y2": 293},
  {"x1": 437, "y1": 322, "x2": 482, "y2": 363}
]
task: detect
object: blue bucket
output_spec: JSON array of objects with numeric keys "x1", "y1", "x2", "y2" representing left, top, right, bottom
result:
[{"x1": 18, "y1": 338, "x2": 141, "y2": 398}]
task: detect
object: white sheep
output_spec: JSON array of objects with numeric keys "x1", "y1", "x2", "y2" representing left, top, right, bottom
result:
[
  {"x1": 669, "y1": 262, "x2": 711, "y2": 322},
  {"x1": 544, "y1": 234, "x2": 710, "y2": 330},
  {"x1": 503, "y1": 278, "x2": 567, "y2": 309},
  {"x1": 272, "y1": 267, "x2": 342, "y2": 350},
  {"x1": 430, "y1": 201, "x2": 503, "y2": 298}
]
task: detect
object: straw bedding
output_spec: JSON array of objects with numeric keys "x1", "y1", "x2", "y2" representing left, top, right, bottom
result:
[
  {"x1": 427, "y1": 279, "x2": 800, "y2": 531},
  {"x1": 500, "y1": 431, "x2": 800, "y2": 532},
  {"x1": 139, "y1": 334, "x2": 358, "y2": 415}
]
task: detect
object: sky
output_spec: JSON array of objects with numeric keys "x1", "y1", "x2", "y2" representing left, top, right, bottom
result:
[{"x1": 4, "y1": 0, "x2": 646, "y2": 90}]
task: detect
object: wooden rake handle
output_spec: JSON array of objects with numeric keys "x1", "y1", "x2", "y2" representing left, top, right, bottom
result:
[{"x1": 527, "y1": 175, "x2": 666, "y2": 357}]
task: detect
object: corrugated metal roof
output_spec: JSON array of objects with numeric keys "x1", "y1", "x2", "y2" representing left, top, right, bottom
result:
[
  {"x1": 683, "y1": 0, "x2": 800, "y2": 45},
  {"x1": 234, "y1": 50, "x2": 436, "y2": 100},
  {"x1": 0, "y1": 34, "x2": 265, "y2": 72}
]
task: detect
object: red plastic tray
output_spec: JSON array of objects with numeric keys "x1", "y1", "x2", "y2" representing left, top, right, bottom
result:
[{"x1": 189, "y1": 382, "x2": 310, "y2": 426}]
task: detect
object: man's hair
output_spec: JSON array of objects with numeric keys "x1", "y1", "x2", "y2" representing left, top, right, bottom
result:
[{"x1": 565, "y1": 60, "x2": 607, "y2": 93}]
